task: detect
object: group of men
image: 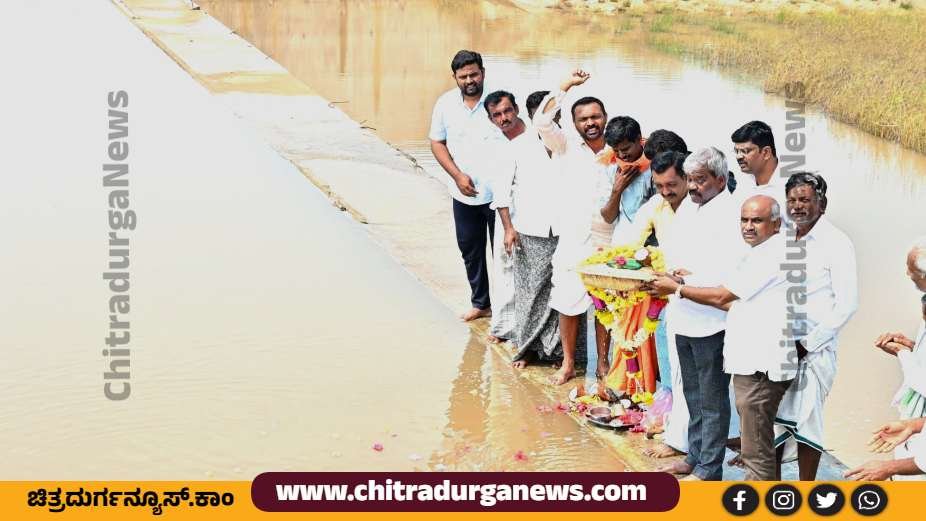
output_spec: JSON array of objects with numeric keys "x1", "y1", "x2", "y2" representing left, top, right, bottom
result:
[{"x1": 428, "y1": 49, "x2": 922, "y2": 481}]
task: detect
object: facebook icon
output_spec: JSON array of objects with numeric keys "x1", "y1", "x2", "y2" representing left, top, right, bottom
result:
[{"x1": 723, "y1": 484, "x2": 759, "y2": 516}]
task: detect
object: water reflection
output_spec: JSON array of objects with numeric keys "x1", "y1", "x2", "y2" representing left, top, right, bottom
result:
[{"x1": 199, "y1": 0, "x2": 926, "y2": 466}]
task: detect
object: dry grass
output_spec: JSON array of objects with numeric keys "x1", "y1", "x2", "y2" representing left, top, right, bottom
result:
[
  {"x1": 531, "y1": 0, "x2": 926, "y2": 153},
  {"x1": 641, "y1": 5, "x2": 926, "y2": 153}
]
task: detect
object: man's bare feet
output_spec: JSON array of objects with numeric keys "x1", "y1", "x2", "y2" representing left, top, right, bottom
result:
[
  {"x1": 644, "y1": 443, "x2": 684, "y2": 459},
  {"x1": 727, "y1": 454, "x2": 744, "y2": 468},
  {"x1": 595, "y1": 359, "x2": 611, "y2": 381},
  {"x1": 656, "y1": 460, "x2": 693, "y2": 475},
  {"x1": 679, "y1": 474, "x2": 703, "y2": 481},
  {"x1": 461, "y1": 307, "x2": 491, "y2": 322},
  {"x1": 512, "y1": 359, "x2": 528, "y2": 370},
  {"x1": 487, "y1": 335, "x2": 506, "y2": 344},
  {"x1": 549, "y1": 364, "x2": 576, "y2": 385}
]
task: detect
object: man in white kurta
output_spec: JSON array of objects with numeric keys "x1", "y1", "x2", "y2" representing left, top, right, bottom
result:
[
  {"x1": 773, "y1": 173, "x2": 858, "y2": 480},
  {"x1": 533, "y1": 69, "x2": 613, "y2": 384},
  {"x1": 485, "y1": 90, "x2": 562, "y2": 362}
]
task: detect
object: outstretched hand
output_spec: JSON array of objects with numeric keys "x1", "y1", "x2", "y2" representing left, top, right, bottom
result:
[
  {"x1": 868, "y1": 421, "x2": 916, "y2": 454},
  {"x1": 560, "y1": 68, "x2": 590, "y2": 92}
]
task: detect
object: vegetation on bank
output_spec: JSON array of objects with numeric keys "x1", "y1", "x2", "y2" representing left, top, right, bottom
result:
[{"x1": 548, "y1": 1, "x2": 926, "y2": 154}]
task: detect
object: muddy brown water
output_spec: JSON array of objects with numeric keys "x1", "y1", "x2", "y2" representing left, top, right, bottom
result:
[{"x1": 198, "y1": 0, "x2": 926, "y2": 468}]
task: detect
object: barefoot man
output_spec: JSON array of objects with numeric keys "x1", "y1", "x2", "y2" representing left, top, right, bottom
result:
[
  {"x1": 485, "y1": 91, "x2": 563, "y2": 368},
  {"x1": 429, "y1": 50, "x2": 502, "y2": 322},
  {"x1": 533, "y1": 69, "x2": 613, "y2": 384},
  {"x1": 774, "y1": 172, "x2": 858, "y2": 481}
]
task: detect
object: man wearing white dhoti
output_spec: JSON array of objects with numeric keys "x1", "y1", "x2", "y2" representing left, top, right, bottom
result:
[
  {"x1": 773, "y1": 173, "x2": 859, "y2": 481},
  {"x1": 534, "y1": 69, "x2": 614, "y2": 385}
]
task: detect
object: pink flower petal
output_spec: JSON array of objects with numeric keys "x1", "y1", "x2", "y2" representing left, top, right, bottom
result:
[
  {"x1": 372, "y1": 443, "x2": 384, "y2": 452},
  {"x1": 514, "y1": 450, "x2": 528, "y2": 462}
]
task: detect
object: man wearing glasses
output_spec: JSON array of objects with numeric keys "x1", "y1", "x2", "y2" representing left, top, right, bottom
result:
[{"x1": 730, "y1": 121, "x2": 788, "y2": 221}]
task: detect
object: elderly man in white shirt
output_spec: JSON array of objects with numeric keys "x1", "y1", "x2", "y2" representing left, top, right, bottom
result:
[
  {"x1": 769, "y1": 172, "x2": 859, "y2": 481},
  {"x1": 484, "y1": 90, "x2": 563, "y2": 365},
  {"x1": 533, "y1": 69, "x2": 614, "y2": 385},
  {"x1": 429, "y1": 50, "x2": 503, "y2": 323},
  {"x1": 650, "y1": 194, "x2": 795, "y2": 481},
  {"x1": 644, "y1": 147, "x2": 744, "y2": 480},
  {"x1": 854, "y1": 237, "x2": 926, "y2": 481}
]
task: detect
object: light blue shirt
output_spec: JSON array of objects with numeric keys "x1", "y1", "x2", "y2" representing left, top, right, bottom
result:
[
  {"x1": 429, "y1": 87, "x2": 501, "y2": 205},
  {"x1": 595, "y1": 164, "x2": 654, "y2": 223}
]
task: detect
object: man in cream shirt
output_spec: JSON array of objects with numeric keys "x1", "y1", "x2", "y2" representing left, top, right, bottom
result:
[{"x1": 644, "y1": 147, "x2": 744, "y2": 481}]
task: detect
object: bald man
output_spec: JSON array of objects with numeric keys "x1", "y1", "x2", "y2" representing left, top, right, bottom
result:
[{"x1": 649, "y1": 195, "x2": 794, "y2": 480}]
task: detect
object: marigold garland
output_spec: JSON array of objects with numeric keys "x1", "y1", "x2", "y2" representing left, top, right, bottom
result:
[{"x1": 581, "y1": 244, "x2": 669, "y2": 406}]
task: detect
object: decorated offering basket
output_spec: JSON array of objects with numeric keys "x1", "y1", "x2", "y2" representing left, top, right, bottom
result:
[{"x1": 574, "y1": 263, "x2": 655, "y2": 292}]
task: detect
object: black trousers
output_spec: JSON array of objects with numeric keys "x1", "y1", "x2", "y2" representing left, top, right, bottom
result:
[{"x1": 452, "y1": 199, "x2": 494, "y2": 309}]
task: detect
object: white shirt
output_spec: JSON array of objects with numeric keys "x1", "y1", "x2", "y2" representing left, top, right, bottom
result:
[
  {"x1": 723, "y1": 233, "x2": 796, "y2": 381},
  {"x1": 789, "y1": 217, "x2": 859, "y2": 352},
  {"x1": 490, "y1": 125, "x2": 558, "y2": 238},
  {"x1": 532, "y1": 91, "x2": 611, "y2": 243},
  {"x1": 893, "y1": 323, "x2": 926, "y2": 416},
  {"x1": 734, "y1": 164, "x2": 790, "y2": 224},
  {"x1": 428, "y1": 87, "x2": 501, "y2": 205},
  {"x1": 668, "y1": 189, "x2": 745, "y2": 337}
]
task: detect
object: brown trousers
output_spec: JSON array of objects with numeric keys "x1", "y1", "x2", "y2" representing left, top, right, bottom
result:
[{"x1": 733, "y1": 372, "x2": 794, "y2": 481}]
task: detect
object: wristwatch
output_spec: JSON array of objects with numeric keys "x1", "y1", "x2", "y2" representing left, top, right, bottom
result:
[{"x1": 674, "y1": 285, "x2": 684, "y2": 299}]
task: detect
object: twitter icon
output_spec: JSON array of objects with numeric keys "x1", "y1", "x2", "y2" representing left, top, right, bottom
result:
[{"x1": 809, "y1": 484, "x2": 845, "y2": 515}]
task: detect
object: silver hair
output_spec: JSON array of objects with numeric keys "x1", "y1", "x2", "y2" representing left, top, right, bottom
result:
[
  {"x1": 912, "y1": 235, "x2": 926, "y2": 275},
  {"x1": 683, "y1": 146, "x2": 728, "y2": 183}
]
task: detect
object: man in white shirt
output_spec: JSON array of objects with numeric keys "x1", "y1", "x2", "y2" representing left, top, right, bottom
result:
[
  {"x1": 849, "y1": 290, "x2": 926, "y2": 481},
  {"x1": 644, "y1": 147, "x2": 743, "y2": 480},
  {"x1": 429, "y1": 50, "x2": 502, "y2": 322},
  {"x1": 650, "y1": 195, "x2": 794, "y2": 481},
  {"x1": 484, "y1": 90, "x2": 561, "y2": 360},
  {"x1": 731, "y1": 120, "x2": 788, "y2": 217},
  {"x1": 772, "y1": 172, "x2": 858, "y2": 480},
  {"x1": 861, "y1": 238, "x2": 926, "y2": 481},
  {"x1": 533, "y1": 69, "x2": 613, "y2": 384}
]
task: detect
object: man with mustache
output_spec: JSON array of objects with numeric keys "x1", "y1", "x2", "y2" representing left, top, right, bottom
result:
[
  {"x1": 773, "y1": 172, "x2": 858, "y2": 480},
  {"x1": 485, "y1": 91, "x2": 563, "y2": 368},
  {"x1": 649, "y1": 194, "x2": 795, "y2": 481},
  {"x1": 429, "y1": 50, "x2": 502, "y2": 323},
  {"x1": 643, "y1": 147, "x2": 743, "y2": 480},
  {"x1": 533, "y1": 69, "x2": 612, "y2": 385}
]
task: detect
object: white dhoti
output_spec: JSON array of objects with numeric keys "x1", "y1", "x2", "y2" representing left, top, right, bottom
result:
[
  {"x1": 662, "y1": 316, "x2": 689, "y2": 452},
  {"x1": 489, "y1": 213, "x2": 517, "y2": 341},
  {"x1": 549, "y1": 233, "x2": 593, "y2": 317},
  {"x1": 774, "y1": 348, "x2": 836, "y2": 456}
]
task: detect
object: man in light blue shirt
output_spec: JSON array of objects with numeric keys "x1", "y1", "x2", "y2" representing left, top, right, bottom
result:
[{"x1": 429, "y1": 50, "x2": 501, "y2": 321}]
